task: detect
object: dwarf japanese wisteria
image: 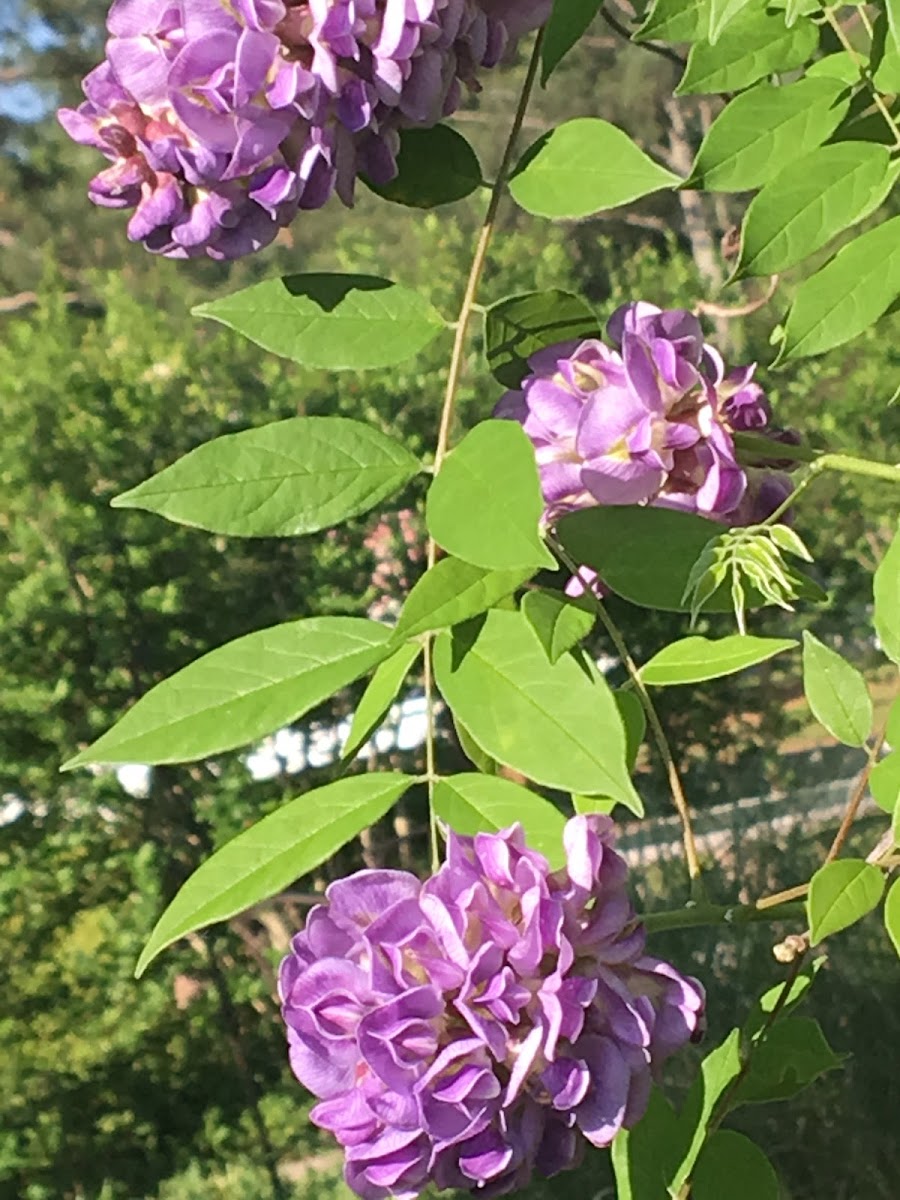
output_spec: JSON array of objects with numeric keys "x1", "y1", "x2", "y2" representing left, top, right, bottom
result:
[
  {"x1": 279, "y1": 815, "x2": 704, "y2": 1199},
  {"x1": 59, "y1": 0, "x2": 551, "y2": 259}
]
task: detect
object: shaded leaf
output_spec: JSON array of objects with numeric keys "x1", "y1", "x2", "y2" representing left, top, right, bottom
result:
[
  {"x1": 434, "y1": 609, "x2": 643, "y2": 811},
  {"x1": 454, "y1": 717, "x2": 499, "y2": 775},
  {"x1": 688, "y1": 77, "x2": 849, "y2": 192},
  {"x1": 885, "y1": 878, "x2": 900, "y2": 957},
  {"x1": 135, "y1": 773, "x2": 415, "y2": 976},
  {"x1": 485, "y1": 290, "x2": 600, "y2": 388},
  {"x1": 542, "y1": 0, "x2": 603, "y2": 82},
  {"x1": 509, "y1": 119, "x2": 680, "y2": 219},
  {"x1": 64, "y1": 618, "x2": 394, "y2": 768},
  {"x1": 434, "y1": 774, "x2": 567, "y2": 867},
  {"x1": 743, "y1": 957, "x2": 826, "y2": 1041},
  {"x1": 736, "y1": 1017, "x2": 844, "y2": 1103},
  {"x1": 874, "y1": 522, "x2": 900, "y2": 664},
  {"x1": 807, "y1": 859, "x2": 885, "y2": 944},
  {"x1": 426, "y1": 421, "x2": 555, "y2": 571},
  {"x1": 364, "y1": 125, "x2": 482, "y2": 208},
  {"x1": 801, "y1": 631, "x2": 872, "y2": 747},
  {"x1": 193, "y1": 274, "x2": 445, "y2": 370},
  {"x1": 691, "y1": 1131, "x2": 778, "y2": 1199},
  {"x1": 521, "y1": 588, "x2": 596, "y2": 663},
  {"x1": 340, "y1": 642, "x2": 422, "y2": 762},
  {"x1": 112, "y1": 416, "x2": 422, "y2": 537},
  {"x1": 641, "y1": 634, "x2": 796, "y2": 686}
]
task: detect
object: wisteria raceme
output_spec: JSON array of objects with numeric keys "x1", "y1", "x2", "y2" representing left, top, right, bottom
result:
[
  {"x1": 58, "y1": 0, "x2": 552, "y2": 259},
  {"x1": 495, "y1": 301, "x2": 792, "y2": 527},
  {"x1": 279, "y1": 815, "x2": 704, "y2": 1199}
]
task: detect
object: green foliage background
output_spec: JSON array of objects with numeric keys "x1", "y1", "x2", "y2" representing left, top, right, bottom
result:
[{"x1": 1, "y1": 2, "x2": 898, "y2": 1198}]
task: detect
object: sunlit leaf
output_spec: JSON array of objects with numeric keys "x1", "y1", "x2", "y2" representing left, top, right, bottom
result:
[
  {"x1": 434, "y1": 774, "x2": 567, "y2": 866},
  {"x1": 112, "y1": 417, "x2": 422, "y2": 537},
  {"x1": 135, "y1": 774, "x2": 415, "y2": 976},
  {"x1": 801, "y1": 631, "x2": 872, "y2": 747},
  {"x1": 434, "y1": 610, "x2": 643, "y2": 811},
  {"x1": 510, "y1": 119, "x2": 680, "y2": 219},
  {"x1": 641, "y1": 635, "x2": 796, "y2": 686},
  {"x1": 521, "y1": 588, "x2": 596, "y2": 663},
  {"x1": 64, "y1": 618, "x2": 394, "y2": 768},
  {"x1": 776, "y1": 216, "x2": 900, "y2": 362},
  {"x1": 874, "y1": 522, "x2": 900, "y2": 664},
  {"x1": 677, "y1": 7, "x2": 817, "y2": 94},
  {"x1": 341, "y1": 642, "x2": 422, "y2": 762},
  {"x1": 426, "y1": 421, "x2": 555, "y2": 571},
  {"x1": 394, "y1": 558, "x2": 533, "y2": 642},
  {"x1": 688, "y1": 77, "x2": 849, "y2": 192},
  {"x1": 193, "y1": 274, "x2": 446, "y2": 370},
  {"x1": 807, "y1": 859, "x2": 885, "y2": 944}
]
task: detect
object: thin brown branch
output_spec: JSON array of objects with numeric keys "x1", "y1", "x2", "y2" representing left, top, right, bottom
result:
[
  {"x1": 599, "y1": 5, "x2": 686, "y2": 70},
  {"x1": 824, "y1": 729, "x2": 887, "y2": 864},
  {"x1": 694, "y1": 275, "x2": 780, "y2": 321}
]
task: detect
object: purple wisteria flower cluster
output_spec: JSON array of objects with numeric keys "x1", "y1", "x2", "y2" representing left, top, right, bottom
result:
[
  {"x1": 496, "y1": 301, "x2": 792, "y2": 529},
  {"x1": 280, "y1": 815, "x2": 704, "y2": 1199},
  {"x1": 58, "y1": 0, "x2": 550, "y2": 259}
]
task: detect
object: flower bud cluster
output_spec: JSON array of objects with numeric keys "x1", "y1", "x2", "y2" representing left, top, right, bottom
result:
[
  {"x1": 59, "y1": 0, "x2": 551, "y2": 259},
  {"x1": 280, "y1": 815, "x2": 704, "y2": 1199}
]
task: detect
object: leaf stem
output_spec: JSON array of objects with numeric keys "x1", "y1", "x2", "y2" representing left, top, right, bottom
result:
[
  {"x1": 547, "y1": 535, "x2": 704, "y2": 891},
  {"x1": 763, "y1": 452, "x2": 900, "y2": 526},
  {"x1": 823, "y1": 5, "x2": 900, "y2": 148},
  {"x1": 642, "y1": 899, "x2": 806, "y2": 933},
  {"x1": 422, "y1": 31, "x2": 544, "y2": 869}
]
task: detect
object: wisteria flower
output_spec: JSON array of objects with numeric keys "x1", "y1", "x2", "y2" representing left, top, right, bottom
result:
[
  {"x1": 59, "y1": 0, "x2": 552, "y2": 259},
  {"x1": 280, "y1": 815, "x2": 704, "y2": 1199}
]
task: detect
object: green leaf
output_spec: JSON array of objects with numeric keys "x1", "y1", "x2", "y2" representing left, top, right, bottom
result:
[
  {"x1": 509, "y1": 118, "x2": 680, "y2": 220},
  {"x1": 434, "y1": 609, "x2": 643, "y2": 812},
  {"x1": 64, "y1": 618, "x2": 394, "y2": 768},
  {"x1": 807, "y1": 859, "x2": 885, "y2": 944},
  {"x1": 135, "y1": 773, "x2": 414, "y2": 977},
  {"x1": 636, "y1": 0, "x2": 710, "y2": 44},
  {"x1": 111, "y1": 416, "x2": 422, "y2": 537},
  {"x1": 874, "y1": 523, "x2": 900, "y2": 664},
  {"x1": 776, "y1": 215, "x2": 900, "y2": 362},
  {"x1": 869, "y1": 752, "x2": 900, "y2": 814},
  {"x1": 735, "y1": 143, "x2": 894, "y2": 279},
  {"x1": 434, "y1": 774, "x2": 567, "y2": 867},
  {"x1": 616, "y1": 690, "x2": 646, "y2": 771},
  {"x1": 691, "y1": 1132, "x2": 779, "y2": 1200},
  {"x1": 677, "y1": 7, "x2": 818, "y2": 94},
  {"x1": 612, "y1": 1032, "x2": 742, "y2": 1199},
  {"x1": 426, "y1": 421, "x2": 555, "y2": 571},
  {"x1": 708, "y1": 0, "x2": 762, "y2": 44},
  {"x1": 454, "y1": 717, "x2": 499, "y2": 775},
  {"x1": 801, "y1": 631, "x2": 872, "y2": 746},
  {"x1": 340, "y1": 642, "x2": 422, "y2": 762},
  {"x1": 556, "y1": 506, "x2": 824, "y2": 613},
  {"x1": 687, "y1": 78, "x2": 849, "y2": 193},
  {"x1": 611, "y1": 1089, "x2": 684, "y2": 1200},
  {"x1": 484, "y1": 290, "x2": 600, "y2": 388},
  {"x1": 192, "y1": 274, "x2": 445, "y2": 370},
  {"x1": 807, "y1": 51, "x2": 865, "y2": 85},
  {"x1": 521, "y1": 589, "x2": 595, "y2": 663},
  {"x1": 743, "y1": 957, "x2": 825, "y2": 1041},
  {"x1": 736, "y1": 1016, "x2": 844, "y2": 1103},
  {"x1": 672, "y1": 1030, "x2": 744, "y2": 1189},
  {"x1": 888, "y1": 695, "x2": 900, "y2": 747},
  {"x1": 641, "y1": 634, "x2": 796, "y2": 686},
  {"x1": 364, "y1": 125, "x2": 483, "y2": 208},
  {"x1": 874, "y1": 0, "x2": 900, "y2": 92},
  {"x1": 393, "y1": 558, "x2": 532, "y2": 642},
  {"x1": 542, "y1": 0, "x2": 603, "y2": 82},
  {"x1": 885, "y1": 878, "x2": 900, "y2": 957}
]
